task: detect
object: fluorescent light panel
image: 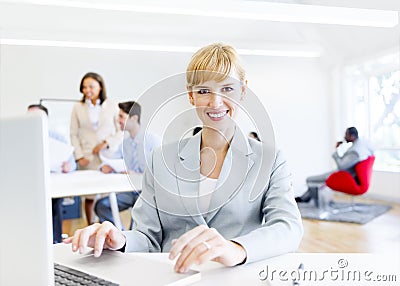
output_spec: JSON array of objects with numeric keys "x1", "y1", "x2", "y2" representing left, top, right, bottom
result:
[
  {"x1": 5, "y1": 0, "x2": 398, "y2": 27},
  {"x1": 0, "y1": 38, "x2": 322, "y2": 58}
]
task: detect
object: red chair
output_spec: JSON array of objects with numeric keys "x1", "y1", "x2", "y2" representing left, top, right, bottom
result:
[{"x1": 325, "y1": 156, "x2": 375, "y2": 213}]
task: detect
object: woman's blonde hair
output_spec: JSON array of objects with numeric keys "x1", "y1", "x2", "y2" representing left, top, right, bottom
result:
[{"x1": 186, "y1": 43, "x2": 245, "y2": 87}]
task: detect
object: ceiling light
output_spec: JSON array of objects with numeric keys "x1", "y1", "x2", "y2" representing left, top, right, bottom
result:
[
  {"x1": 0, "y1": 38, "x2": 322, "y2": 58},
  {"x1": 4, "y1": 0, "x2": 398, "y2": 27}
]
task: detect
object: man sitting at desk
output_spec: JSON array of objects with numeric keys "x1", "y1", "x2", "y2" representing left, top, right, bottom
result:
[
  {"x1": 95, "y1": 101, "x2": 160, "y2": 228},
  {"x1": 27, "y1": 104, "x2": 77, "y2": 243}
]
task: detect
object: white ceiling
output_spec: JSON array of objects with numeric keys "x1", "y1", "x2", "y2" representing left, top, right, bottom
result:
[
  {"x1": 0, "y1": 0, "x2": 399, "y2": 65},
  {"x1": 264, "y1": 0, "x2": 400, "y2": 10}
]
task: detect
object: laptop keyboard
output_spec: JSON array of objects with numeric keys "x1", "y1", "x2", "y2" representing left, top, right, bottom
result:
[{"x1": 54, "y1": 263, "x2": 119, "y2": 285}]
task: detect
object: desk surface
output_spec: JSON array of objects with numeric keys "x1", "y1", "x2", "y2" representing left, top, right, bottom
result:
[
  {"x1": 50, "y1": 170, "x2": 142, "y2": 198},
  {"x1": 53, "y1": 243, "x2": 399, "y2": 286}
]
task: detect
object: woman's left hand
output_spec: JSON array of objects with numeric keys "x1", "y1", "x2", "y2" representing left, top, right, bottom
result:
[{"x1": 169, "y1": 225, "x2": 247, "y2": 273}]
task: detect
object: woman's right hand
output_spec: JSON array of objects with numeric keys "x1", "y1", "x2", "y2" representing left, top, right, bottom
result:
[
  {"x1": 63, "y1": 222, "x2": 126, "y2": 257},
  {"x1": 78, "y1": 157, "x2": 90, "y2": 167}
]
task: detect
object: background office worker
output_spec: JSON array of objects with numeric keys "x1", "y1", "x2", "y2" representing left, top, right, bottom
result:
[
  {"x1": 70, "y1": 72, "x2": 123, "y2": 224},
  {"x1": 296, "y1": 126, "x2": 374, "y2": 203},
  {"x1": 95, "y1": 101, "x2": 161, "y2": 228},
  {"x1": 65, "y1": 43, "x2": 303, "y2": 273},
  {"x1": 27, "y1": 104, "x2": 77, "y2": 243}
]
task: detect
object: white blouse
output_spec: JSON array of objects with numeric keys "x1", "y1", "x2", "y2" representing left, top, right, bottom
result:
[
  {"x1": 198, "y1": 174, "x2": 218, "y2": 214},
  {"x1": 85, "y1": 99, "x2": 101, "y2": 130}
]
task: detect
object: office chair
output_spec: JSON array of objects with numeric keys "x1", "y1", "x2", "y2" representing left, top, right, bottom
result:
[{"x1": 325, "y1": 155, "x2": 375, "y2": 214}]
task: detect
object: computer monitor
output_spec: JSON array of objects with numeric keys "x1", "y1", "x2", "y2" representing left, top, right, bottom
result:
[{"x1": 0, "y1": 113, "x2": 54, "y2": 285}]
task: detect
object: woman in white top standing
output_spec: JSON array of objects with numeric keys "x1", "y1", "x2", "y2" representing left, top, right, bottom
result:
[{"x1": 70, "y1": 72, "x2": 122, "y2": 225}]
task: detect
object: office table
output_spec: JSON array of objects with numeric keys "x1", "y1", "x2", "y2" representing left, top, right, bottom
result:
[
  {"x1": 53, "y1": 243, "x2": 399, "y2": 286},
  {"x1": 50, "y1": 170, "x2": 142, "y2": 230}
]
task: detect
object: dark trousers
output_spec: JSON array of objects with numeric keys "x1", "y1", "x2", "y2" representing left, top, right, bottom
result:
[
  {"x1": 52, "y1": 198, "x2": 63, "y2": 244},
  {"x1": 94, "y1": 191, "x2": 140, "y2": 230}
]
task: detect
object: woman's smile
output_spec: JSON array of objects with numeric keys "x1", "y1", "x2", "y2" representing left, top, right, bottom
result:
[{"x1": 207, "y1": 110, "x2": 229, "y2": 121}]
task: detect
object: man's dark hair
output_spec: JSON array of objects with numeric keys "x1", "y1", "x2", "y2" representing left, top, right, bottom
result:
[
  {"x1": 27, "y1": 104, "x2": 48, "y2": 116},
  {"x1": 347, "y1": 127, "x2": 358, "y2": 139},
  {"x1": 118, "y1": 101, "x2": 141, "y2": 124}
]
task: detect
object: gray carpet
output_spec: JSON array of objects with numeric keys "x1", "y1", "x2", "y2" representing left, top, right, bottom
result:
[{"x1": 298, "y1": 201, "x2": 392, "y2": 224}]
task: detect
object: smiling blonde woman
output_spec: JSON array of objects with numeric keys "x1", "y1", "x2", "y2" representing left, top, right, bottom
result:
[{"x1": 65, "y1": 43, "x2": 303, "y2": 273}]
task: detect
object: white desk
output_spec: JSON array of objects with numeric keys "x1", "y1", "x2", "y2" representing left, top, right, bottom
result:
[
  {"x1": 50, "y1": 170, "x2": 142, "y2": 229},
  {"x1": 53, "y1": 243, "x2": 400, "y2": 286}
]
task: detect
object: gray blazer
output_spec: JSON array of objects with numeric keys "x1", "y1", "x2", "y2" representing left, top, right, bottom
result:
[{"x1": 124, "y1": 130, "x2": 303, "y2": 264}]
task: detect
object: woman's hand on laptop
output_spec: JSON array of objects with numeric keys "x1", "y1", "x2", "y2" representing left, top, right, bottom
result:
[
  {"x1": 168, "y1": 225, "x2": 247, "y2": 273},
  {"x1": 63, "y1": 222, "x2": 126, "y2": 257}
]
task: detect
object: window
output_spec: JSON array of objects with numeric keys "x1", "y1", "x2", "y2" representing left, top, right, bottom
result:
[{"x1": 345, "y1": 53, "x2": 400, "y2": 172}]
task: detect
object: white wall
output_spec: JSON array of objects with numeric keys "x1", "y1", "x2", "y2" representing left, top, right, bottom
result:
[
  {"x1": 0, "y1": 45, "x2": 332, "y2": 195},
  {"x1": 245, "y1": 57, "x2": 332, "y2": 193},
  {"x1": 368, "y1": 171, "x2": 400, "y2": 201},
  {"x1": 0, "y1": 45, "x2": 192, "y2": 114}
]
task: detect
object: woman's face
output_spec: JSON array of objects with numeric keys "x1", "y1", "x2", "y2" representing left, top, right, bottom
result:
[
  {"x1": 82, "y1": 77, "x2": 101, "y2": 101},
  {"x1": 188, "y1": 72, "x2": 245, "y2": 132}
]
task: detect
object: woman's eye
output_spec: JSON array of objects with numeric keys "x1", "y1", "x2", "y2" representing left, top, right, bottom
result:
[
  {"x1": 221, "y1": 87, "x2": 233, "y2": 93},
  {"x1": 198, "y1": 89, "x2": 210, "y2": 95}
]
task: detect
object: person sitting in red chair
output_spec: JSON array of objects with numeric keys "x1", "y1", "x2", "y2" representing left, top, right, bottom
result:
[{"x1": 296, "y1": 127, "x2": 374, "y2": 203}]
